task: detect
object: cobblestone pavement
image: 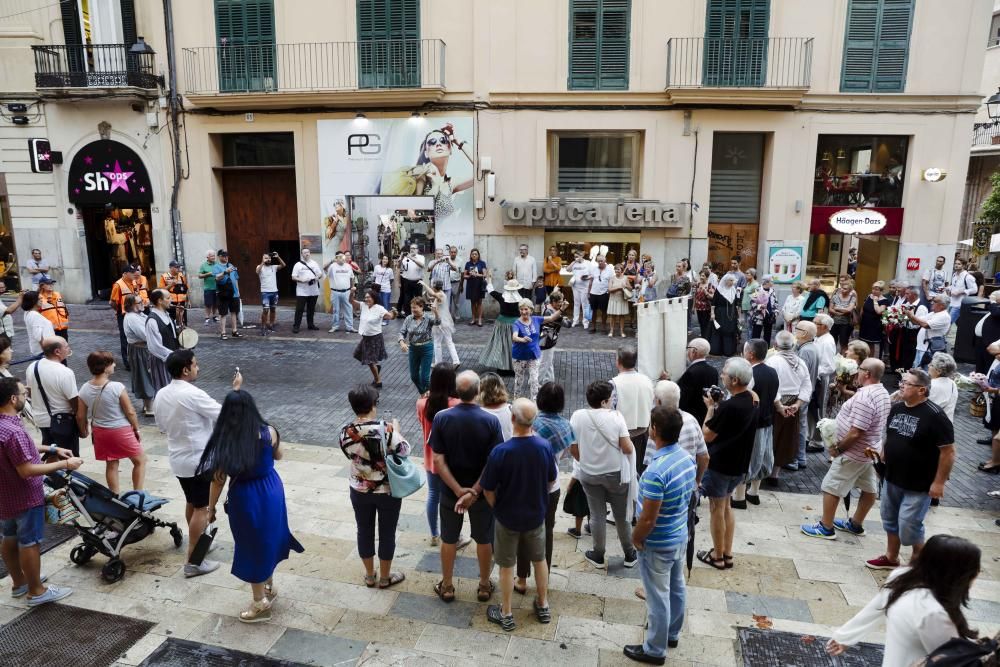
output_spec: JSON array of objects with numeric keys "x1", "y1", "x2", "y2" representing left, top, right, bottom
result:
[
  {"x1": 37, "y1": 303, "x2": 1000, "y2": 510},
  {"x1": 1, "y1": 426, "x2": 996, "y2": 666}
]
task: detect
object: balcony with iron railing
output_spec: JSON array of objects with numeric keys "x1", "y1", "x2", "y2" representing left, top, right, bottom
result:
[
  {"x1": 665, "y1": 37, "x2": 813, "y2": 105},
  {"x1": 31, "y1": 44, "x2": 161, "y2": 96},
  {"x1": 973, "y1": 122, "x2": 1000, "y2": 152},
  {"x1": 181, "y1": 39, "x2": 446, "y2": 108}
]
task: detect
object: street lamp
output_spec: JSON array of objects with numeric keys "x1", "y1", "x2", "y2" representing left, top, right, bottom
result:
[
  {"x1": 129, "y1": 37, "x2": 164, "y2": 87},
  {"x1": 129, "y1": 36, "x2": 155, "y2": 56},
  {"x1": 986, "y1": 87, "x2": 1000, "y2": 123}
]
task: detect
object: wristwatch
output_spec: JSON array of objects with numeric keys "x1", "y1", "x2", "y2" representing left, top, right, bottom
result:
[{"x1": 48, "y1": 444, "x2": 57, "y2": 456}]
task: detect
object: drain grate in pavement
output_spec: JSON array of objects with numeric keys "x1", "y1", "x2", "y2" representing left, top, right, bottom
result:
[
  {"x1": 140, "y1": 638, "x2": 309, "y2": 666},
  {"x1": 0, "y1": 524, "x2": 76, "y2": 578},
  {"x1": 739, "y1": 628, "x2": 884, "y2": 666},
  {"x1": 0, "y1": 603, "x2": 154, "y2": 667}
]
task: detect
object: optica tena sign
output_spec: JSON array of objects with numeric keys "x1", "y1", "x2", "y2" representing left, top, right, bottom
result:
[{"x1": 828, "y1": 209, "x2": 888, "y2": 234}]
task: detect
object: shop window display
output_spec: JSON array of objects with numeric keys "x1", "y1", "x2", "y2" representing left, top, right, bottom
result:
[
  {"x1": 813, "y1": 134, "x2": 908, "y2": 208},
  {"x1": 0, "y1": 192, "x2": 21, "y2": 291}
]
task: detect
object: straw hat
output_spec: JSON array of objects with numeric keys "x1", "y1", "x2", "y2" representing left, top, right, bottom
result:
[{"x1": 503, "y1": 279, "x2": 523, "y2": 292}]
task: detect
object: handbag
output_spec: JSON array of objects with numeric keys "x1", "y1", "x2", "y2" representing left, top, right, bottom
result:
[
  {"x1": 44, "y1": 486, "x2": 80, "y2": 525},
  {"x1": 33, "y1": 362, "x2": 77, "y2": 440},
  {"x1": 378, "y1": 422, "x2": 425, "y2": 499}
]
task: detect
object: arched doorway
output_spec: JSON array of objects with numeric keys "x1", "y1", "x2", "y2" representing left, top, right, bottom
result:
[{"x1": 67, "y1": 139, "x2": 155, "y2": 298}]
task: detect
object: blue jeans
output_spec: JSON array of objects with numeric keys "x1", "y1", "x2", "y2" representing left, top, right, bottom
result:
[
  {"x1": 880, "y1": 481, "x2": 932, "y2": 546},
  {"x1": 639, "y1": 546, "x2": 686, "y2": 658},
  {"x1": 949, "y1": 306, "x2": 962, "y2": 323},
  {"x1": 379, "y1": 292, "x2": 392, "y2": 311},
  {"x1": 797, "y1": 400, "x2": 810, "y2": 465},
  {"x1": 426, "y1": 472, "x2": 441, "y2": 537},
  {"x1": 1, "y1": 505, "x2": 45, "y2": 548},
  {"x1": 332, "y1": 290, "x2": 353, "y2": 331},
  {"x1": 408, "y1": 342, "x2": 434, "y2": 393}
]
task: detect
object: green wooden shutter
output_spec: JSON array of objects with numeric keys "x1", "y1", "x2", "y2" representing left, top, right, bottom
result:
[
  {"x1": 568, "y1": 0, "x2": 630, "y2": 90},
  {"x1": 873, "y1": 0, "x2": 913, "y2": 91},
  {"x1": 121, "y1": 0, "x2": 139, "y2": 75},
  {"x1": 60, "y1": 0, "x2": 84, "y2": 74},
  {"x1": 357, "y1": 0, "x2": 420, "y2": 88},
  {"x1": 841, "y1": 0, "x2": 912, "y2": 92},
  {"x1": 215, "y1": 0, "x2": 275, "y2": 92},
  {"x1": 703, "y1": 0, "x2": 769, "y2": 87}
]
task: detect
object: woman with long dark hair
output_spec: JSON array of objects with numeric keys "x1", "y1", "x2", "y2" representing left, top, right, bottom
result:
[
  {"x1": 827, "y1": 535, "x2": 980, "y2": 666},
  {"x1": 197, "y1": 391, "x2": 303, "y2": 623},
  {"x1": 464, "y1": 249, "x2": 487, "y2": 327},
  {"x1": 416, "y1": 363, "x2": 460, "y2": 545},
  {"x1": 339, "y1": 384, "x2": 412, "y2": 588}
]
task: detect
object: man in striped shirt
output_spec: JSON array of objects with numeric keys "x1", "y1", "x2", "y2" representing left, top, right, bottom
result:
[{"x1": 625, "y1": 406, "x2": 697, "y2": 665}]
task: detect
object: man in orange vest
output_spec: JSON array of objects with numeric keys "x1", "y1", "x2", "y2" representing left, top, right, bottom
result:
[
  {"x1": 110, "y1": 265, "x2": 140, "y2": 370},
  {"x1": 37, "y1": 278, "x2": 69, "y2": 341},
  {"x1": 158, "y1": 261, "x2": 189, "y2": 327},
  {"x1": 133, "y1": 264, "x2": 151, "y2": 311}
]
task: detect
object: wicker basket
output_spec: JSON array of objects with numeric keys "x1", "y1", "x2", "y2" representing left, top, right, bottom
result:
[{"x1": 971, "y1": 392, "x2": 987, "y2": 418}]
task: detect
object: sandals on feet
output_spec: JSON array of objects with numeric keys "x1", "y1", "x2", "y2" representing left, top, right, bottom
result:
[
  {"x1": 477, "y1": 579, "x2": 495, "y2": 602},
  {"x1": 238, "y1": 598, "x2": 272, "y2": 623},
  {"x1": 220, "y1": 334, "x2": 228, "y2": 340},
  {"x1": 364, "y1": 574, "x2": 377, "y2": 588},
  {"x1": 434, "y1": 580, "x2": 455, "y2": 603},
  {"x1": 379, "y1": 572, "x2": 405, "y2": 589},
  {"x1": 231, "y1": 331, "x2": 243, "y2": 338},
  {"x1": 723, "y1": 554, "x2": 734, "y2": 569},
  {"x1": 513, "y1": 581, "x2": 527, "y2": 595},
  {"x1": 696, "y1": 549, "x2": 727, "y2": 570}
]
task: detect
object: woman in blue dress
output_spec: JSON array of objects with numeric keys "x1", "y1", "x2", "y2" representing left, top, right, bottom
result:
[{"x1": 198, "y1": 391, "x2": 303, "y2": 623}]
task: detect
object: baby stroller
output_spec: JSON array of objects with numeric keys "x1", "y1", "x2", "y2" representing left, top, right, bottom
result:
[{"x1": 46, "y1": 469, "x2": 182, "y2": 582}]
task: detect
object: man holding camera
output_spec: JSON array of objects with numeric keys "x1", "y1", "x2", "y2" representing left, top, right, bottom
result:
[
  {"x1": 291, "y1": 248, "x2": 322, "y2": 334},
  {"x1": 256, "y1": 252, "x2": 286, "y2": 335},
  {"x1": 211, "y1": 250, "x2": 242, "y2": 340},
  {"x1": 697, "y1": 357, "x2": 757, "y2": 572},
  {"x1": 158, "y1": 261, "x2": 189, "y2": 327}
]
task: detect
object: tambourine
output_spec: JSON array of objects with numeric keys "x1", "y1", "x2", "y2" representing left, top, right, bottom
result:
[{"x1": 178, "y1": 328, "x2": 199, "y2": 350}]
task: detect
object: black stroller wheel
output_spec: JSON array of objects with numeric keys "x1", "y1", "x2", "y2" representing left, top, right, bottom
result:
[
  {"x1": 101, "y1": 558, "x2": 126, "y2": 583},
  {"x1": 70, "y1": 545, "x2": 96, "y2": 565},
  {"x1": 170, "y1": 526, "x2": 183, "y2": 548}
]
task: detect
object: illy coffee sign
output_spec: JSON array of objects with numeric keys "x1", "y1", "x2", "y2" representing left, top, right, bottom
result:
[
  {"x1": 502, "y1": 200, "x2": 683, "y2": 229},
  {"x1": 829, "y1": 208, "x2": 887, "y2": 234}
]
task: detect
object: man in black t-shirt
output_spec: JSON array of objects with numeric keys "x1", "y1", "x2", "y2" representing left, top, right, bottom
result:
[
  {"x1": 733, "y1": 339, "x2": 779, "y2": 510},
  {"x1": 866, "y1": 370, "x2": 955, "y2": 571},
  {"x1": 431, "y1": 370, "x2": 505, "y2": 603},
  {"x1": 698, "y1": 357, "x2": 758, "y2": 571}
]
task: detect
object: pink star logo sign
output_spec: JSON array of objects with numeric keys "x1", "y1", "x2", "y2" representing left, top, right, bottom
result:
[{"x1": 102, "y1": 161, "x2": 134, "y2": 194}]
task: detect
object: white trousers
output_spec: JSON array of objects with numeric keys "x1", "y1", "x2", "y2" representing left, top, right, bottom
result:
[{"x1": 432, "y1": 327, "x2": 460, "y2": 365}]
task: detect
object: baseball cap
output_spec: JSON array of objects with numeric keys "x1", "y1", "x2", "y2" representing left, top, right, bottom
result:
[
  {"x1": 217, "y1": 249, "x2": 229, "y2": 257},
  {"x1": 168, "y1": 260, "x2": 181, "y2": 268},
  {"x1": 38, "y1": 277, "x2": 56, "y2": 285}
]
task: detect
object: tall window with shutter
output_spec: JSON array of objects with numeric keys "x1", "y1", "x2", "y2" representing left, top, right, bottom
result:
[
  {"x1": 841, "y1": 0, "x2": 914, "y2": 92},
  {"x1": 215, "y1": 0, "x2": 276, "y2": 92},
  {"x1": 357, "y1": 0, "x2": 420, "y2": 89},
  {"x1": 703, "y1": 0, "x2": 770, "y2": 87},
  {"x1": 568, "y1": 0, "x2": 631, "y2": 90}
]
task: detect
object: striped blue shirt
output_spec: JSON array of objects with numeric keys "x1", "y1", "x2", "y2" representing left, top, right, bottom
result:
[{"x1": 639, "y1": 443, "x2": 697, "y2": 549}]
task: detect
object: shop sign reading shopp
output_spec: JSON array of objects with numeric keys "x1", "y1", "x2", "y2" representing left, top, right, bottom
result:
[
  {"x1": 501, "y1": 200, "x2": 683, "y2": 229},
  {"x1": 828, "y1": 208, "x2": 887, "y2": 235},
  {"x1": 67, "y1": 139, "x2": 153, "y2": 205}
]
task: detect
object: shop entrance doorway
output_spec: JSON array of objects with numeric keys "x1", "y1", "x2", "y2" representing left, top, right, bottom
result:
[
  {"x1": 81, "y1": 205, "x2": 154, "y2": 299},
  {"x1": 220, "y1": 168, "x2": 299, "y2": 305},
  {"x1": 543, "y1": 231, "x2": 641, "y2": 314},
  {"x1": 347, "y1": 196, "x2": 435, "y2": 285}
]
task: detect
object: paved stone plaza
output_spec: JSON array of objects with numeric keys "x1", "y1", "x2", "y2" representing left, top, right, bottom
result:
[{"x1": 0, "y1": 304, "x2": 997, "y2": 665}]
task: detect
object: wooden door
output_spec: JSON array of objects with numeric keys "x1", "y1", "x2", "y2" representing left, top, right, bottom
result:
[
  {"x1": 707, "y1": 223, "x2": 759, "y2": 276},
  {"x1": 221, "y1": 168, "x2": 298, "y2": 304}
]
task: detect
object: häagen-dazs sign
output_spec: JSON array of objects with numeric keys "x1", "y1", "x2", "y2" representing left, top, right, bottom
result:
[
  {"x1": 501, "y1": 200, "x2": 683, "y2": 228},
  {"x1": 829, "y1": 208, "x2": 887, "y2": 234}
]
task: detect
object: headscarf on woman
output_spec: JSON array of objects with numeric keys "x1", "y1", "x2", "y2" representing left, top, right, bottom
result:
[{"x1": 716, "y1": 276, "x2": 737, "y2": 304}]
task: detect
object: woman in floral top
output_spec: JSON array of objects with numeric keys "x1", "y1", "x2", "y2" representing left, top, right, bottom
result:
[
  {"x1": 693, "y1": 269, "x2": 715, "y2": 340},
  {"x1": 829, "y1": 275, "x2": 858, "y2": 354},
  {"x1": 339, "y1": 384, "x2": 411, "y2": 589}
]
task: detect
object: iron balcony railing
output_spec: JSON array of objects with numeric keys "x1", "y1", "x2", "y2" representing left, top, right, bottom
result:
[
  {"x1": 666, "y1": 37, "x2": 813, "y2": 89},
  {"x1": 973, "y1": 122, "x2": 1000, "y2": 147},
  {"x1": 32, "y1": 43, "x2": 160, "y2": 89},
  {"x1": 182, "y1": 39, "x2": 445, "y2": 95}
]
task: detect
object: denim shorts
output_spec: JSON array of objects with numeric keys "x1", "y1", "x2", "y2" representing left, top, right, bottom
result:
[
  {"x1": 203, "y1": 290, "x2": 217, "y2": 307},
  {"x1": 880, "y1": 480, "x2": 931, "y2": 546},
  {"x1": 1, "y1": 505, "x2": 46, "y2": 547},
  {"x1": 700, "y1": 469, "x2": 744, "y2": 499},
  {"x1": 261, "y1": 292, "x2": 279, "y2": 308}
]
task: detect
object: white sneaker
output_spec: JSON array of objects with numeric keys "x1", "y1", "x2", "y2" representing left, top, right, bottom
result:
[
  {"x1": 184, "y1": 559, "x2": 220, "y2": 578},
  {"x1": 27, "y1": 585, "x2": 72, "y2": 606},
  {"x1": 328, "y1": 327, "x2": 337, "y2": 333}
]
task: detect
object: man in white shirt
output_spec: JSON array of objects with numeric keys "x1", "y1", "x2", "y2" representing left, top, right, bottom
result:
[
  {"x1": 290, "y1": 248, "x2": 322, "y2": 334},
  {"x1": 512, "y1": 245, "x2": 538, "y2": 300},
  {"x1": 427, "y1": 247, "x2": 458, "y2": 307},
  {"x1": 588, "y1": 255, "x2": 615, "y2": 334},
  {"x1": 447, "y1": 245, "x2": 462, "y2": 319},
  {"x1": 921, "y1": 256, "x2": 948, "y2": 304},
  {"x1": 568, "y1": 250, "x2": 592, "y2": 328},
  {"x1": 398, "y1": 244, "x2": 425, "y2": 316},
  {"x1": 26, "y1": 337, "x2": 80, "y2": 455},
  {"x1": 324, "y1": 252, "x2": 356, "y2": 333},
  {"x1": 806, "y1": 314, "x2": 837, "y2": 452},
  {"x1": 908, "y1": 295, "x2": 951, "y2": 370},
  {"x1": 20, "y1": 292, "x2": 54, "y2": 357},
  {"x1": 26, "y1": 249, "x2": 54, "y2": 286},
  {"x1": 154, "y1": 349, "x2": 242, "y2": 578},
  {"x1": 256, "y1": 252, "x2": 285, "y2": 335},
  {"x1": 610, "y1": 346, "x2": 654, "y2": 473},
  {"x1": 949, "y1": 258, "x2": 977, "y2": 322}
]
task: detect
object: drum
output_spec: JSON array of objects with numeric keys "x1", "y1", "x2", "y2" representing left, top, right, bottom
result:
[{"x1": 178, "y1": 328, "x2": 199, "y2": 350}]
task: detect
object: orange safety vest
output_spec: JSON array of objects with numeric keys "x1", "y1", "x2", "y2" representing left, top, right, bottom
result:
[
  {"x1": 39, "y1": 291, "x2": 69, "y2": 330},
  {"x1": 110, "y1": 277, "x2": 136, "y2": 314},
  {"x1": 136, "y1": 275, "x2": 150, "y2": 305},
  {"x1": 158, "y1": 272, "x2": 189, "y2": 304}
]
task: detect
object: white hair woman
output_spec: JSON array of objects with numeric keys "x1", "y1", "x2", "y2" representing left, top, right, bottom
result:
[{"x1": 764, "y1": 330, "x2": 813, "y2": 481}]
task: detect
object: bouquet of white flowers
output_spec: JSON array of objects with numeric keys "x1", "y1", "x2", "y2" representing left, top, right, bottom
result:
[
  {"x1": 833, "y1": 355, "x2": 858, "y2": 384},
  {"x1": 817, "y1": 418, "x2": 838, "y2": 450},
  {"x1": 881, "y1": 305, "x2": 908, "y2": 331}
]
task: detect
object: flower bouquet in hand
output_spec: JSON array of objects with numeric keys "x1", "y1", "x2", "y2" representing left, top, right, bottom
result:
[
  {"x1": 881, "y1": 305, "x2": 908, "y2": 334},
  {"x1": 967, "y1": 372, "x2": 992, "y2": 392},
  {"x1": 833, "y1": 355, "x2": 858, "y2": 385}
]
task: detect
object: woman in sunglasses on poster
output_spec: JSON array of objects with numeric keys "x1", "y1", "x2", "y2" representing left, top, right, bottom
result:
[{"x1": 381, "y1": 124, "x2": 473, "y2": 221}]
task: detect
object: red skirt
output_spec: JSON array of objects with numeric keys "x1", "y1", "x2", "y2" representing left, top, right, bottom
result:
[{"x1": 92, "y1": 425, "x2": 143, "y2": 461}]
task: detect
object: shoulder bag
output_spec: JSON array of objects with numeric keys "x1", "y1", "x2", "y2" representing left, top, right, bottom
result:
[
  {"x1": 378, "y1": 422, "x2": 425, "y2": 498},
  {"x1": 33, "y1": 362, "x2": 77, "y2": 440}
]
